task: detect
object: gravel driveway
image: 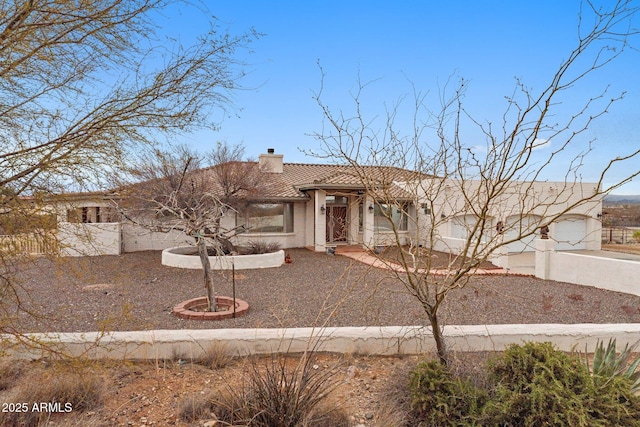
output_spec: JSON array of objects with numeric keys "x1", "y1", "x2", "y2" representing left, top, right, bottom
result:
[{"x1": 8, "y1": 248, "x2": 640, "y2": 333}]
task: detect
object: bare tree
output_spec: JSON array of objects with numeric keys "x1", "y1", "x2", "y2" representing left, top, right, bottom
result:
[
  {"x1": 0, "y1": 0, "x2": 256, "y2": 338},
  {"x1": 118, "y1": 142, "x2": 267, "y2": 311},
  {"x1": 312, "y1": 1, "x2": 640, "y2": 364}
]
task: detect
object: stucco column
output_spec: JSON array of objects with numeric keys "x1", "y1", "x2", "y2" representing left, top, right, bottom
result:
[
  {"x1": 314, "y1": 190, "x2": 327, "y2": 252},
  {"x1": 362, "y1": 194, "x2": 375, "y2": 249},
  {"x1": 348, "y1": 196, "x2": 359, "y2": 245},
  {"x1": 586, "y1": 217, "x2": 602, "y2": 250},
  {"x1": 535, "y1": 238, "x2": 555, "y2": 280}
]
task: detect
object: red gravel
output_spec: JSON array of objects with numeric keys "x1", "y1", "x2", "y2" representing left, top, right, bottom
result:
[{"x1": 7, "y1": 248, "x2": 640, "y2": 333}]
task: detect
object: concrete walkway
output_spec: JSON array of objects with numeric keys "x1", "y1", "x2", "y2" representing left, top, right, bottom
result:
[{"x1": 337, "y1": 250, "x2": 530, "y2": 276}]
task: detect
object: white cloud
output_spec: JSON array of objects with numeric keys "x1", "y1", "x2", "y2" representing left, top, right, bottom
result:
[{"x1": 532, "y1": 138, "x2": 550, "y2": 150}]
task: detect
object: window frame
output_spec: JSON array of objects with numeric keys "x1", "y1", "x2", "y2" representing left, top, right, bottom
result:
[{"x1": 237, "y1": 202, "x2": 294, "y2": 234}]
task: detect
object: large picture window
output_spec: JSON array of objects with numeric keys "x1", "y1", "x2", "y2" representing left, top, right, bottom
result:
[
  {"x1": 238, "y1": 203, "x2": 294, "y2": 233},
  {"x1": 374, "y1": 203, "x2": 408, "y2": 232}
]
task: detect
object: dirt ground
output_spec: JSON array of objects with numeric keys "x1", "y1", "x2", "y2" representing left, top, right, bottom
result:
[{"x1": 1, "y1": 351, "x2": 438, "y2": 427}]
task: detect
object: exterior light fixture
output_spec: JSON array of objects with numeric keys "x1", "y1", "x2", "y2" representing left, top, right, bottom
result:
[
  {"x1": 596, "y1": 212, "x2": 603, "y2": 218},
  {"x1": 441, "y1": 213, "x2": 446, "y2": 219},
  {"x1": 320, "y1": 204, "x2": 326, "y2": 214},
  {"x1": 368, "y1": 204, "x2": 374, "y2": 213}
]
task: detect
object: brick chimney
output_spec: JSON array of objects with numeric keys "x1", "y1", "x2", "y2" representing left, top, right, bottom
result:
[{"x1": 258, "y1": 148, "x2": 283, "y2": 173}]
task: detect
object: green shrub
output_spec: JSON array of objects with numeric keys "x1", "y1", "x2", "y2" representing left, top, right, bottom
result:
[
  {"x1": 482, "y1": 342, "x2": 640, "y2": 426},
  {"x1": 409, "y1": 360, "x2": 486, "y2": 426}
]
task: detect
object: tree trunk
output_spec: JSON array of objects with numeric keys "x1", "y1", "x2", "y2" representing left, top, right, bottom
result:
[
  {"x1": 429, "y1": 312, "x2": 448, "y2": 366},
  {"x1": 197, "y1": 237, "x2": 217, "y2": 312}
]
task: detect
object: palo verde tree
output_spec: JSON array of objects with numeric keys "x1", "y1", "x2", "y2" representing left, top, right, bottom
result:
[
  {"x1": 0, "y1": 0, "x2": 256, "y2": 334},
  {"x1": 117, "y1": 142, "x2": 267, "y2": 312},
  {"x1": 312, "y1": 1, "x2": 640, "y2": 364}
]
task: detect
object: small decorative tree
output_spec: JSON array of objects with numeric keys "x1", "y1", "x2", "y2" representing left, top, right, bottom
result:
[{"x1": 118, "y1": 142, "x2": 267, "y2": 312}]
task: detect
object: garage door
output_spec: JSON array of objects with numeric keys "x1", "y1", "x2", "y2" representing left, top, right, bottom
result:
[
  {"x1": 505, "y1": 215, "x2": 541, "y2": 253},
  {"x1": 451, "y1": 215, "x2": 475, "y2": 239},
  {"x1": 554, "y1": 217, "x2": 587, "y2": 250},
  {"x1": 450, "y1": 215, "x2": 492, "y2": 242}
]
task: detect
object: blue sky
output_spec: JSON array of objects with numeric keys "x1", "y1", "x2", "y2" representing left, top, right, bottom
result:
[{"x1": 161, "y1": 1, "x2": 640, "y2": 194}]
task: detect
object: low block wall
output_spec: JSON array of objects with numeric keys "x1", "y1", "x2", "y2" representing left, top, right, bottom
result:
[
  {"x1": 4, "y1": 324, "x2": 640, "y2": 360},
  {"x1": 548, "y1": 252, "x2": 640, "y2": 296},
  {"x1": 58, "y1": 222, "x2": 121, "y2": 257},
  {"x1": 162, "y1": 247, "x2": 285, "y2": 270}
]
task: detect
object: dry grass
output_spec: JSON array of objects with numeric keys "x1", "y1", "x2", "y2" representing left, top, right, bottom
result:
[
  {"x1": 0, "y1": 363, "x2": 105, "y2": 426},
  {"x1": 178, "y1": 390, "x2": 218, "y2": 422},
  {"x1": 195, "y1": 341, "x2": 234, "y2": 370},
  {"x1": 0, "y1": 357, "x2": 26, "y2": 391}
]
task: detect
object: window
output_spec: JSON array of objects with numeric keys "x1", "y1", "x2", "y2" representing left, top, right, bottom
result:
[
  {"x1": 374, "y1": 203, "x2": 408, "y2": 231},
  {"x1": 66, "y1": 206, "x2": 119, "y2": 223},
  {"x1": 238, "y1": 203, "x2": 294, "y2": 233}
]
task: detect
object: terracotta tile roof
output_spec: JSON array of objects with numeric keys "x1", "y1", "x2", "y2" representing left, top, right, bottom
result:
[{"x1": 255, "y1": 163, "x2": 425, "y2": 201}]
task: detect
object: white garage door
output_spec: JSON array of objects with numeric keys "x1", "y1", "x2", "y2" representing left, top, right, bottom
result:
[
  {"x1": 451, "y1": 215, "x2": 475, "y2": 239},
  {"x1": 505, "y1": 215, "x2": 541, "y2": 253},
  {"x1": 554, "y1": 217, "x2": 587, "y2": 250},
  {"x1": 450, "y1": 215, "x2": 492, "y2": 242}
]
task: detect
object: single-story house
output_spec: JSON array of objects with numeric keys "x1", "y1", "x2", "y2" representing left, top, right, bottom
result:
[{"x1": 49, "y1": 149, "x2": 602, "y2": 257}]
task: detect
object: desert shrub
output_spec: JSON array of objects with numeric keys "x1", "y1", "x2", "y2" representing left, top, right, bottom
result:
[
  {"x1": 243, "y1": 240, "x2": 282, "y2": 255},
  {"x1": 0, "y1": 367, "x2": 104, "y2": 426},
  {"x1": 211, "y1": 352, "x2": 345, "y2": 427},
  {"x1": 195, "y1": 341, "x2": 234, "y2": 370},
  {"x1": 585, "y1": 338, "x2": 640, "y2": 394},
  {"x1": 482, "y1": 342, "x2": 640, "y2": 426},
  {"x1": 408, "y1": 360, "x2": 486, "y2": 426}
]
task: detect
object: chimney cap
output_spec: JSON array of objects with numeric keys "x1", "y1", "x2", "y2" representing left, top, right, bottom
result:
[{"x1": 267, "y1": 148, "x2": 275, "y2": 154}]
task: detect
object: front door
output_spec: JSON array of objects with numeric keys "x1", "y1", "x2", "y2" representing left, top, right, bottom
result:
[{"x1": 326, "y1": 205, "x2": 347, "y2": 243}]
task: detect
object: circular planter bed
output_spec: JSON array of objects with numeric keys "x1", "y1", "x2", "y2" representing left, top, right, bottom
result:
[
  {"x1": 162, "y1": 246, "x2": 285, "y2": 270},
  {"x1": 173, "y1": 296, "x2": 249, "y2": 320}
]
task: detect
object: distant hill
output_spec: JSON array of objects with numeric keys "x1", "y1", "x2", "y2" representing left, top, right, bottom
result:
[{"x1": 604, "y1": 194, "x2": 640, "y2": 205}]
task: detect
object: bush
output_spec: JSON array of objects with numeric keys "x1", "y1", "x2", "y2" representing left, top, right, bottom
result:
[
  {"x1": 242, "y1": 240, "x2": 282, "y2": 255},
  {"x1": 482, "y1": 342, "x2": 640, "y2": 426},
  {"x1": 409, "y1": 360, "x2": 486, "y2": 426},
  {"x1": 211, "y1": 352, "x2": 346, "y2": 427}
]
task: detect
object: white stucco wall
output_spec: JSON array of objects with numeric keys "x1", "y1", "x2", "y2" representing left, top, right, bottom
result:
[
  {"x1": 6, "y1": 324, "x2": 640, "y2": 360},
  {"x1": 58, "y1": 222, "x2": 121, "y2": 257},
  {"x1": 122, "y1": 223, "x2": 195, "y2": 252},
  {"x1": 545, "y1": 251, "x2": 640, "y2": 295},
  {"x1": 162, "y1": 247, "x2": 285, "y2": 270}
]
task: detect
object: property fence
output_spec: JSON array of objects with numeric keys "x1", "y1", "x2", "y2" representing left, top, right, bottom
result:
[
  {"x1": 601, "y1": 227, "x2": 640, "y2": 244},
  {"x1": 0, "y1": 232, "x2": 58, "y2": 255}
]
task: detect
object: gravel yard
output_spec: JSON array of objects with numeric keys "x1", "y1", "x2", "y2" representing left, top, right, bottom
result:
[{"x1": 8, "y1": 248, "x2": 640, "y2": 333}]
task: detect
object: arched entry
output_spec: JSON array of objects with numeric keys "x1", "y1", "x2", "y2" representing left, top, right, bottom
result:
[{"x1": 505, "y1": 214, "x2": 542, "y2": 253}]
